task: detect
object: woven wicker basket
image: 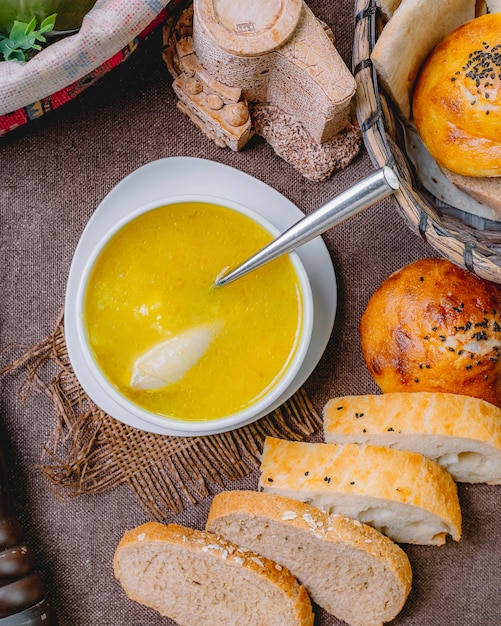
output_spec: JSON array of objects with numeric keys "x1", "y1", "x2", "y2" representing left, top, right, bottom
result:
[{"x1": 353, "y1": 0, "x2": 501, "y2": 284}]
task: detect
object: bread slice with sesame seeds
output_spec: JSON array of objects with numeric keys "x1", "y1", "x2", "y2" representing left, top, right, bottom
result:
[
  {"x1": 323, "y1": 391, "x2": 501, "y2": 484},
  {"x1": 259, "y1": 436, "x2": 462, "y2": 546},
  {"x1": 114, "y1": 522, "x2": 314, "y2": 626},
  {"x1": 207, "y1": 491, "x2": 412, "y2": 626}
]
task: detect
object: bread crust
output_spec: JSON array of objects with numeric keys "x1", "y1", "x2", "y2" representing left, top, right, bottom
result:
[
  {"x1": 442, "y1": 167, "x2": 501, "y2": 216},
  {"x1": 360, "y1": 259, "x2": 501, "y2": 407},
  {"x1": 259, "y1": 436, "x2": 462, "y2": 545},
  {"x1": 114, "y1": 522, "x2": 314, "y2": 626},
  {"x1": 207, "y1": 490, "x2": 412, "y2": 626},
  {"x1": 324, "y1": 391, "x2": 501, "y2": 483},
  {"x1": 371, "y1": 0, "x2": 476, "y2": 118},
  {"x1": 412, "y1": 13, "x2": 501, "y2": 177}
]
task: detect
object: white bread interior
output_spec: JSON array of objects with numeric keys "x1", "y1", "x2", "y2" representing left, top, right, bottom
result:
[
  {"x1": 375, "y1": 0, "x2": 402, "y2": 21},
  {"x1": 114, "y1": 522, "x2": 314, "y2": 626},
  {"x1": 207, "y1": 490, "x2": 412, "y2": 626},
  {"x1": 442, "y1": 168, "x2": 501, "y2": 217},
  {"x1": 259, "y1": 437, "x2": 462, "y2": 545},
  {"x1": 323, "y1": 392, "x2": 501, "y2": 484}
]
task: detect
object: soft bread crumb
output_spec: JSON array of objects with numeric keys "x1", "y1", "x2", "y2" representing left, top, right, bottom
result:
[
  {"x1": 207, "y1": 491, "x2": 412, "y2": 626},
  {"x1": 114, "y1": 522, "x2": 314, "y2": 626}
]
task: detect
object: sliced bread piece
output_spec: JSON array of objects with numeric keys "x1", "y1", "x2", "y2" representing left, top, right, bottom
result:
[
  {"x1": 207, "y1": 490, "x2": 412, "y2": 626},
  {"x1": 259, "y1": 437, "x2": 461, "y2": 545},
  {"x1": 323, "y1": 391, "x2": 501, "y2": 484},
  {"x1": 114, "y1": 522, "x2": 314, "y2": 626},
  {"x1": 442, "y1": 168, "x2": 501, "y2": 219}
]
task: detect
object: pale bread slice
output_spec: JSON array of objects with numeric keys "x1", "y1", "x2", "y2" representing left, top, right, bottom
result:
[
  {"x1": 442, "y1": 168, "x2": 501, "y2": 219},
  {"x1": 207, "y1": 490, "x2": 412, "y2": 626},
  {"x1": 259, "y1": 437, "x2": 461, "y2": 545},
  {"x1": 371, "y1": 0, "x2": 476, "y2": 118},
  {"x1": 323, "y1": 392, "x2": 501, "y2": 484},
  {"x1": 486, "y1": 0, "x2": 501, "y2": 11},
  {"x1": 114, "y1": 522, "x2": 314, "y2": 626},
  {"x1": 375, "y1": 0, "x2": 402, "y2": 21}
]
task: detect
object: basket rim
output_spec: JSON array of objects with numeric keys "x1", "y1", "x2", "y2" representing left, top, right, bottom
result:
[{"x1": 352, "y1": 0, "x2": 501, "y2": 284}]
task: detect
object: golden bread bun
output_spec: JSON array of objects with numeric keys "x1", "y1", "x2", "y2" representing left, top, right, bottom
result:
[
  {"x1": 360, "y1": 258, "x2": 501, "y2": 407},
  {"x1": 412, "y1": 13, "x2": 501, "y2": 177}
]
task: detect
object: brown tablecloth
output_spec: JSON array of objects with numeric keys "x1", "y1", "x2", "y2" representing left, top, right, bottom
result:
[{"x1": 1, "y1": 1, "x2": 499, "y2": 624}]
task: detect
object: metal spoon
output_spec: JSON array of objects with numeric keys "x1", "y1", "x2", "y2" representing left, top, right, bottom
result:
[{"x1": 215, "y1": 166, "x2": 399, "y2": 286}]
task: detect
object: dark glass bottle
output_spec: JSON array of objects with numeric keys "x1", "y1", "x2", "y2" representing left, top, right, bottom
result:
[{"x1": 0, "y1": 447, "x2": 57, "y2": 625}]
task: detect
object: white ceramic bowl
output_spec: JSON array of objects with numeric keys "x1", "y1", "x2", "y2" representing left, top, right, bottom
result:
[{"x1": 65, "y1": 193, "x2": 314, "y2": 436}]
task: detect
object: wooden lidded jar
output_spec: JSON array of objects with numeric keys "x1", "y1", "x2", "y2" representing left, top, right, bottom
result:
[{"x1": 193, "y1": 0, "x2": 356, "y2": 144}]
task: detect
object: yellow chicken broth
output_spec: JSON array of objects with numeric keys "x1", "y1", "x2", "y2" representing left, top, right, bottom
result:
[{"x1": 84, "y1": 202, "x2": 304, "y2": 421}]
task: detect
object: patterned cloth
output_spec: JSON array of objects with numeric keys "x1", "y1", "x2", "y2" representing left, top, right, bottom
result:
[{"x1": 0, "y1": 0, "x2": 180, "y2": 135}]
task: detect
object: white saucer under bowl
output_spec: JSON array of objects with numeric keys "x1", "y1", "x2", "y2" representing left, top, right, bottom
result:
[{"x1": 64, "y1": 157, "x2": 337, "y2": 436}]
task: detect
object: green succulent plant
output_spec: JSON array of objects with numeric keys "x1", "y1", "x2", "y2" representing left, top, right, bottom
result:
[{"x1": 0, "y1": 13, "x2": 56, "y2": 61}]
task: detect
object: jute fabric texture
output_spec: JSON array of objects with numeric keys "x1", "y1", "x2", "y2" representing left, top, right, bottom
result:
[{"x1": 1, "y1": 1, "x2": 500, "y2": 624}]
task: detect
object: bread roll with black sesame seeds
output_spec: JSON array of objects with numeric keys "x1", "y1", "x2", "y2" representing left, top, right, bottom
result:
[
  {"x1": 360, "y1": 258, "x2": 501, "y2": 407},
  {"x1": 323, "y1": 391, "x2": 501, "y2": 484},
  {"x1": 412, "y1": 13, "x2": 501, "y2": 177},
  {"x1": 259, "y1": 436, "x2": 462, "y2": 546},
  {"x1": 370, "y1": 0, "x2": 476, "y2": 118}
]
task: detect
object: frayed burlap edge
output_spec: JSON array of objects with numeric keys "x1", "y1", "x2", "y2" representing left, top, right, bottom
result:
[{"x1": 1, "y1": 310, "x2": 321, "y2": 521}]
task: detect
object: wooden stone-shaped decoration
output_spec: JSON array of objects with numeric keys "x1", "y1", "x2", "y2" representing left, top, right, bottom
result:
[{"x1": 163, "y1": 0, "x2": 361, "y2": 180}]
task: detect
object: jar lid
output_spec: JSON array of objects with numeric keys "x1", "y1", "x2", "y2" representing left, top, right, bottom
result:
[{"x1": 195, "y1": 0, "x2": 303, "y2": 57}]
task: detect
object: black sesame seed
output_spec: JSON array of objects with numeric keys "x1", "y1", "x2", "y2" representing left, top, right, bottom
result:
[{"x1": 267, "y1": 477, "x2": 274, "y2": 482}]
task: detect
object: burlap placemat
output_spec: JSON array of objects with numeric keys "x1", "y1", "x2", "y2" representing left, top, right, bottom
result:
[{"x1": 0, "y1": 309, "x2": 321, "y2": 521}]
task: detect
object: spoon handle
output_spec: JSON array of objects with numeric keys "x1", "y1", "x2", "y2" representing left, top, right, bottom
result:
[{"x1": 216, "y1": 166, "x2": 399, "y2": 286}]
